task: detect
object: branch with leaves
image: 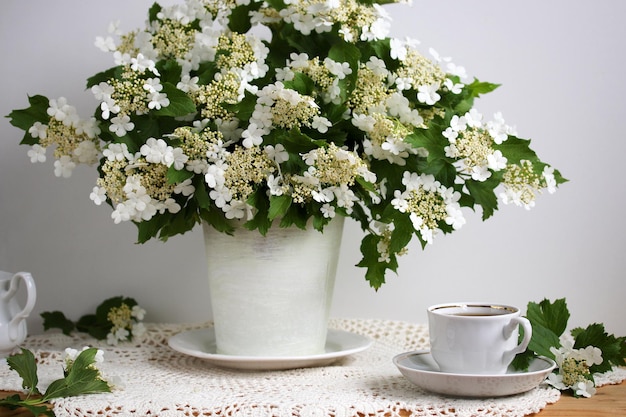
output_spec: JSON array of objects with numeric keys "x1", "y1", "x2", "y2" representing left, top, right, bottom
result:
[
  {"x1": 0, "y1": 347, "x2": 112, "y2": 416},
  {"x1": 513, "y1": 298, "x2": 626, "y2": 397},
  {"x1": 41, "y1": 296, "x2": 146, "y2": 346}
]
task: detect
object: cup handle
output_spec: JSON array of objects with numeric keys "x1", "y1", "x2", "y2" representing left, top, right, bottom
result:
[
  {"x1": 7, "y1": 272, "x2": 37, "y2": 342},
  {"x1": 504, "y1": 316, "x2": 533, "y2": 358}
]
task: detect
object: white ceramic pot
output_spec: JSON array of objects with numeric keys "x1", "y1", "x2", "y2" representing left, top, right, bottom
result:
[{"x1": 203, "y1": 217, "x2": 344, "y2": 356}]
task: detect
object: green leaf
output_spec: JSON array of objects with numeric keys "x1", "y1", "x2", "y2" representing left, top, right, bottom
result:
[
  {"x1": 269, "y1": 195, "x2": 292, "y2": 220},
  {"x1": 86, "y1": 66, "x2": 120, "y2": 88},
  {"x1": 526, "y1": 322, "x2": 561, "y2": 360},
  {"x1": 135, "y1": 215, "x2": 166, "y2": 243},
  {"x1": 159, "y1": 202, "x2": 200, "y2": 239},
  {"x1": 76, "y1": 314, "x2": 110, "y2": 340},
  {"x1": 7, "y1": 348, "x2": 40, "y2": 395},
  {"x1": 6, "y1": 95, "x2": 50, "y2": 144},
  {"x1": 283, "y1": 72, "x2": 315, "y2": 96},
  {"x1": 41, "y1": 311, "x2": 75, "y2": 336},
  {"x1": 0, "y1": 395, "x2": 52, "y2": 417},
  {"x1": 527, "y1": 298, "x2": 570, "y2": 337},
  {"x1": 224, "y1": 90, "x2": 256, "y2": 122},
  {"x1": 244, "y1": 189, "x2": 271, "y2": 234},
  {"x1": 278, "y1": 204, "x2": 309, "y2": 230},
  {"x1": 200, "y1": 208, "x2": 234, "y2": 235},
  {"x1": 43, "y1": 348, "x2": 111, "y2": 400},
  {"x1": 328, "y1": 41, "x2": 361, "y2": 70},
  {"x1": 572, "y1": 323, "x2": 626, "y2": 373},
  {"x1": 511, "y1": 349, "x2": 535, "y2": 371},
  {"x1": 494, "y1": 136, "x2": 539, "y2": 165},
  {"x1": 513, "y1": 299, "x2": 569, "y2": 369},
  {"x1": 228, "y1": 3, "x2": 261, "y2": 33},
  {"x1": 357, "y1": 233, "x2": 396, "y2": 290},
  {"x1": 152, "y1": 82, "x2": 196, "y2": 117},
  {"x1": 328, "y1": 41, "x2": 360, "y2": 99},
  {"x1": 229, "y1": 5, "x2": 252, "y2": 32},
  {"x1": 148, "y1": 2, "x2": 162, "y2": 22},
  {"x1": 280, "y1": 128, "x2": 324, "y2": 154},
  {"x1": 466, "y1": 78, "x2": 500, "y2": 97},
  {"x1": 167, "y1": 165, "x2": 194, "y2": 184},
  {"x1": 465, "y1": 178, "x2": 499, "y2": 220},
  {"x1": 193, "y1": 176, "x2": 212, "y2": 209},
  {"x1": 156, "y1": 59, "x2": 183, "y2": 85},
  {"x1": 405, "y1": 128, "x2": 448, "y2": 162},
  {"x1": 264, "y1": 0, "x2": 286, "y2": 10},
  {"x1": 388, "y1": 212, "x2": 413, "y2": 253}
]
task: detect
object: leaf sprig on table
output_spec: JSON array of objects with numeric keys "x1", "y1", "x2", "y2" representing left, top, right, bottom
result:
[
  {"x1": 513, "y1": 298, "x2": 626, "y2": 397},
  {"x1": 0, "y1": 347, "x2": 112, "y2": 417},
  {"x1": 41, "y1": 296, "x2": 146, "y2": 346}
]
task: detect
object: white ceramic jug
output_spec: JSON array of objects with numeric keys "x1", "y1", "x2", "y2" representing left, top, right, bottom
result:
[{"x1": 0, "y1": 271, "x2": 36, "y2": 357}]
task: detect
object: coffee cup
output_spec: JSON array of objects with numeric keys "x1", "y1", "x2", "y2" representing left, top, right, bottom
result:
[{"x1": 427, "y1": 302, "x2": 532, "y2": 375}]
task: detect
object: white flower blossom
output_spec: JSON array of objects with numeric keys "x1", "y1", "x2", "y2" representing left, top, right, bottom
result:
[
  {"x1": 47, "y1": 97, "x2": 78, "y2": 125},
  {"x1": 28, "y1": 122, "x2": 48, "y2": 139},
  {"x1": 205, "y1": 164, "x2": 226, "y2": 188},
  {"x1": 365, "y1": 56, "x2": 388, "y2": 77},
  {"x1": 53, "y1": 155, "x2": 76, "y2": 178},
  {"x1": 130, "y1": 53, "x2": 159, "y2": 75},
  {"x1": 95, "y1": 35, "x2": 117, "y2": 52},
  {"x1": 312, "y1": 115, "x2": 332, "y2": 133},
  {"x1": 131, "y1": 322, "x2": 147, "y2": 338},
  {"x1": 109, "y1": 115, "x2": 134, "y2": 136},
  {"x1": 389, "y1": 38, "x2": 407, "y2": 61},
  {"x1": 574, "y1": 380, "x2": 596, "y2": 398},
  {"x1": 487, "y1": 150, "x2": 507, "y2": 171},
  {"x1": 543, "y1": 166, "x2": 557, "y2": 194},
  {"x1": 90, "y1": 186, "x2": 108, "y2": 205},
  {"x1": 265, "y1": 144, "x2": 289, "y2": 163},
  {"x1": 27, "y1": 144, "x2": 47, "y2": 163},
  {"x1": 416, "y1": 83, "x2": 441, "y2": 105},
  {"x1": 444, "y1": 78, "x2": 464, "y2": 94},
  {"x1": 107, "y1": 327, "x2": 130, "y2": 346},
  {"x1": 321, "y1": 203, "x2": 335, "y2": 218},
  {"x1": 241, "y1": 123, "x2": 265, "y2": 148},
  {"x1": 177, "y1": 74, "x2": 200, "y2": 93},
  {"x1": 103, "y1": 143, "x2": 132, "y2": 161},
  {"x1": 323, "y1": 58, "x2": 352, "y2": 79},
  {"x1": 174, "y1": 178, "x2": 195, "y2": 196},
  {"x1": 164, "y1": 147, "x2": 188, "y2": 170},
  {"x1": 73, "y1": 140, "x2": 99, "y2": 164},
  {"x1": 147, "y1": 91, "x2": 170, "y2": 110}
]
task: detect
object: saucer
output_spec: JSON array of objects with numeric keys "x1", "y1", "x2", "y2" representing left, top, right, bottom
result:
[
  {"x1": 168, "y1": 328, "x2": 372, "y2": 371},
  {"x1": 393, "y1": 350, "x2": 556, "y2": 397}
]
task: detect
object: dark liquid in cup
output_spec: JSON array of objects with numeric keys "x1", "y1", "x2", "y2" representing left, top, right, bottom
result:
[
  {"x1": 452, "y1": 313, "x2": 494, "y2": 316},
  {"x1": 451, "y1": 311, "x2": 508, "y2": 316}
]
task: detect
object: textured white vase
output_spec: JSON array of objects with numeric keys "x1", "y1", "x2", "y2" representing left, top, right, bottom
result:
[{"x1": 203, "y1": 217, "x2": 344, "y2": 356}]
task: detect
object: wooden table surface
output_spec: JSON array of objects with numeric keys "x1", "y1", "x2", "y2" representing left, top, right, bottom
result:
[{"x1": 1, "y1": 380, "x2": 625, "y2": 416}]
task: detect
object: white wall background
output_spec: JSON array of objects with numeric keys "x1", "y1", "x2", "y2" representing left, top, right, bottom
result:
[{"x1": 1, "y1": 1, "x2": 625, "y2": 337}]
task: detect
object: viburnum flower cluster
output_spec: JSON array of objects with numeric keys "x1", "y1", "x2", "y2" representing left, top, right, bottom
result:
[
  {"x1": 547, "y1": 337, "x2": 603, "y2": 398},
  {"x1": 8, "y1": 0, "x2": 565, "y2": 288},
  {"x1": 106, "y1": 303, "x2": 147, "y2": 346}
]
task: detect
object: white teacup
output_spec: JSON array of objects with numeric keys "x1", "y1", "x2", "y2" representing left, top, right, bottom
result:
[{"x1": 427, "y1": 302, "x2": 532, "y2": 375}]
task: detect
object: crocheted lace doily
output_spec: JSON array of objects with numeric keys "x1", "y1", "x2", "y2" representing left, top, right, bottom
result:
[{"x1": 1, "y1": 318, "x2": 624, "y2": 417}]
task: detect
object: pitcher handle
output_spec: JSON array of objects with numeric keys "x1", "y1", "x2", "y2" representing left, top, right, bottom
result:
[
  {"x1": 6, "y1": 272, "x2": 37, "y2": 342},
  {"x1": 502, "y1": 316, "x2": 533, "y2": 366}
]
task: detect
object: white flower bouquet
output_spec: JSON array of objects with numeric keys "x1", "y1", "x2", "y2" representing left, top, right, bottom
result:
[{"x1": 8, "y1": 0, "x2": 565, "y2": 288}]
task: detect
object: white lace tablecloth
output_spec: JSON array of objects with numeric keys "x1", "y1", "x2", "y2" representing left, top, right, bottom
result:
[{"x1": 1, "y1": 318, "x2": 625, "y2": 417}]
